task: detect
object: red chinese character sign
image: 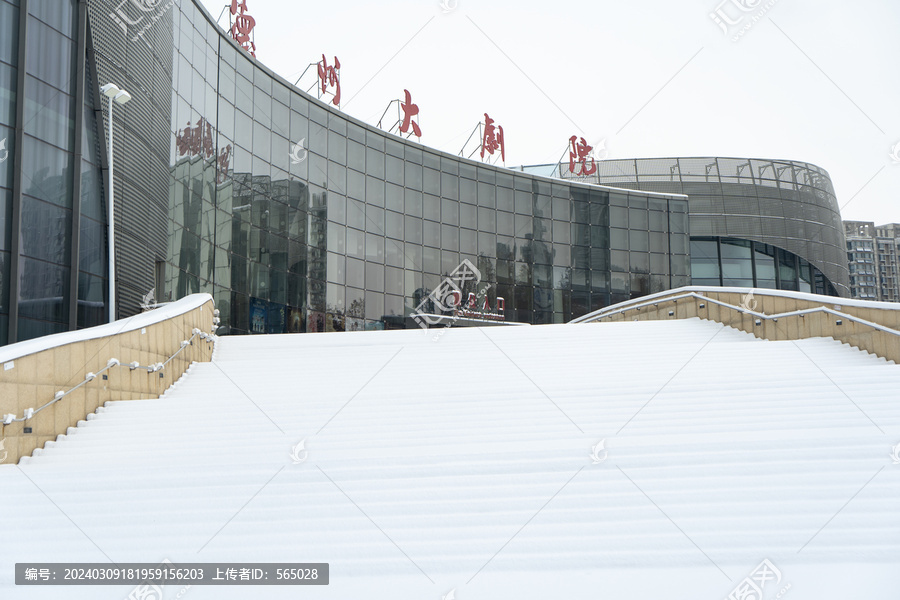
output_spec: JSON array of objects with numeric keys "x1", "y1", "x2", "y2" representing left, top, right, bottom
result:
[
  {"x1": 230, "y1": 0, "x2": 256, "y2": 57},
  {"x1": 175, "y1": 117, "x2": 232, "y2": 184},
  {"x1": 377, "y1": 89, "x2": 422, "y2": 139},
  {"x1": 568, "y1": 135, "x2": 597, "y2": 176},
  {"x1": 317, "y1": 55, "x2": 341, "y2": 107},
  {"x1": 399, "y1": 89, "x2": 421, "y2": 137},
  {"x1": 458, "y1": 113, "x2": 506, "y2": 164},
  {"x1": 480, "y1": 113, "x2": 505, "y2": 163}
]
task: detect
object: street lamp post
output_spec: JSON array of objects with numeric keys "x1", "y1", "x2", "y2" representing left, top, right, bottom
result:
[{"x1": 100, "y1": 83, "x2": 132, "y2": 323}]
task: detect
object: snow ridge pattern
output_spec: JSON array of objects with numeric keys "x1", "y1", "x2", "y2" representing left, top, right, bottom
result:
[{"x1": 1, "y1": 319, "x2": 899, "y2": 599}]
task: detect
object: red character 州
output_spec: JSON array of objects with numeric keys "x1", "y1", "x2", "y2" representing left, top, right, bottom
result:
[{"x1": 317, "y1": 55, "x2": 341, "y2": 106}]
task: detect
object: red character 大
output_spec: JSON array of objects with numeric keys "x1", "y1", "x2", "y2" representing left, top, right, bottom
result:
[
  {"x1": 399, "y1": 89, "x2": 421, "y2": 137},
  {"x1": 317, "y1": 55, "x2": 341, "y2": 106},
  {"x1": 568, "y1": 135, "x2": 597, "y2": 176},
  {"x1": 481, "y1": 113, "x2": 504, "y2": 162},
  {"x1": 230, "y1": 0, "x2": 256, "y2": 57}
]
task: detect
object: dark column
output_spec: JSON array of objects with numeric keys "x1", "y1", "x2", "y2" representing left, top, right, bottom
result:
[
  {"x1": 69, "y1": 0, "x2": 88, "y2": 330},
  {"x1": 7, "y1": 0, "x2": 29, "y2": 343}
]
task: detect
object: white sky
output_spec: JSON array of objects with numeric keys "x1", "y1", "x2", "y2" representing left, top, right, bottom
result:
[{"x1": 200, "y1": 0, "x2": 900, "y2": 225}]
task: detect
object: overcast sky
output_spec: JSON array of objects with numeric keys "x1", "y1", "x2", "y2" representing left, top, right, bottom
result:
[{"x1": 200, "y1": 0, "x2": 900, "y2": 225}]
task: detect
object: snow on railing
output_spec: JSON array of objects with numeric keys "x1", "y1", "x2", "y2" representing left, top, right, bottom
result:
[
  {"x1": 574, "y1": 288, "x2": 900, "y2": 338},
  {"x1": 1, "y1": 312, "x2": 221, "y2": 426}
]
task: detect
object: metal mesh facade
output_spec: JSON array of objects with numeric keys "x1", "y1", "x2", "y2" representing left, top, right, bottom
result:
[
  {"x1": 86, "y1": 0, "x2": 174, "y2": 319},
  {"x1": 568, "y1": 157, "x2": 849, "y2": 296}
]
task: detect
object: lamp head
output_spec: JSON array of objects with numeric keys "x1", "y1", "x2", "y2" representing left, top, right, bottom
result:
[
  {"x1": 114, "y1": 90, "x2": 132, "y2": 105},
  {"x1": 100, "y1": 83, "x2": 120, "y2": 98}
]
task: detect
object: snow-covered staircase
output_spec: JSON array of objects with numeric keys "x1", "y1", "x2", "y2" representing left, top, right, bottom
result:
[{"x1": 2, "y1": 318, "x2": 899, "y2": 599}]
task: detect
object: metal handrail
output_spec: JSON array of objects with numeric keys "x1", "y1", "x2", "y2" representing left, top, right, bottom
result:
[
  {"x1": 577, "y1": 291, "x2": 900, "y2": 338},
  {"x1": 1, "y1": 328, "x2": 217, "y2": 426}
]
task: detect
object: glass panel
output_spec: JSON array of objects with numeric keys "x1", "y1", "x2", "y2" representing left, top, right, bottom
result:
[
  {"x1": 460, "y1": 203, "x2": 476, "y2": 229},
  {"x1": 25, "y1": 17, "x2": 74, "y2": 91},
  {"x1": 441, "y1": 224, "x2": 458, "y2": 252},
  {"x1": 346, "y1": 227, "x2": 364, "y2": 259},
  {"x1": 405, "y1": 215, "x2": 422, "y2": 245},
  {"x1": 20, "y1": 197, "x2": 71, "y2": 263},
  {"x1": 365, "y1": 232, "x2": 384, "y2": 262},
  {"x1": 753, "y1": 242, "x2": 777, "y2": 288},
  {"x1": 328, "y1": 130, "x2": 346, "y2": 164},
  {"x1": 78, "y1": 216, "x2": 106, "y2": 277},
  {"x1": 16, "y1": 316, "x2": 65, "y2": 341},
  {"x1": 24, "y1": 75, "x2": 74, "y2": 150},
  {"x1": 366, "y1": 146, "x2": 384, "y2": 178},
  {"x1": 424, "y1": 167, "x2": 440, "y2": 196},
  {"x1": 21, "y1": 136, "x2": 74, "y2": 207},
  {"x1": 630, "y1": 273, "x2": 649, "y2": 299},
  {"x1": 0, "y1": 190, "x2": 10, "y2": 254},
  {"x1": 610, "y1": 228, "x2": 627, "y2": 250},
  {"x1": 778, "y1": 248, "x2": 798, "y2": 291},
  {"x1": 609, "y1": 250, "x2": 628, "y2": 272},
  {"x1": 441, "y1": 172, "x2": 458, "y2": 200},
  {"x1": 398, "y1": 183, "x2": 421, "y2": 216},
  {"x1": 385, "y1": 182, "x2": 403, "y2": 213},
  {"x1": 478, "y1": 206, "x2": 495, "y2": 232},
  {"x1": 346, "y1": 257, "x2": 364, "y2": 288},
  {"x1": 384, "y1": 210, "x2": 403, "y2": 240},
  {"x1": 347, "y1": 139, "x2": 365, "y2": 172},
  {"x1": 76, "y1": 272, "x2": 105, "y2": 329},
  {"x1": 365, "y1": 262, "x2": 383, "y2": 291},
  {"x1": 628, "y1": 207, "x2": 648, "y2": 230},
  {"x1": 365, "y1": 176, "x2": 384, "y2": 208},
  {"x1": 690, "y1": 238, "x2": 720, "y2": 285},
  {"x1": 385, "y1": 154, "x2": 403, "y2": 185},
  {"x1": 629, "y1": 230, "x2": 648, "y2": 252},
  {"x1": 18, "y1": 256, "x2": 69, "y2": 323},
  {"x1": 442, "y1": 198, "x2": 458, "y2": 226},
  {"x1": 630, "y1": 252, "x2": 649, "y2": 274},
  {"x1": 720, "y1": 239, "x2": 753, "y2": 287},
  {"x1": 0, "y1": 2, "x2": 19, "y2": 67},
  {"x1": 798, "y1": 258, "x2": 812, "y2": 293},
  {"x1": 424, "y1": 194, "x2": 440, "y2": 222}
]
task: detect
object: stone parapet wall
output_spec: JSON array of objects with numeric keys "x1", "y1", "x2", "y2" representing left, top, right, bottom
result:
[{"x1": 0, "y1": 295, "x2": 216, "y2": 465}]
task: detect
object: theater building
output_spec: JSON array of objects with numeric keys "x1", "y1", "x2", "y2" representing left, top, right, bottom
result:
[{"x1": 0, "y1": 0, "x2": 848, "y2": 344}]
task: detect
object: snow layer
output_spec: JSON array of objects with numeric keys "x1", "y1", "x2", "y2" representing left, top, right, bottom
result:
[
  {"x1": 1, "y1": 318, "x2": 899, "y2": 599},
  {"x1": 571, "y1": 286, "x2": 900, "y2": 323},
  {"x1": 0, "y1": 294, "x2": 213, "y2": 364}
]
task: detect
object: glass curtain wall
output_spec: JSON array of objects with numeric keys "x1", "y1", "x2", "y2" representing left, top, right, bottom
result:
[
  {"x1": 691, "y1": 236, "x2": 834, "y2": 295},
  {"x1": 17, "y1": 0, "x2": 77, "y2": 340},
  {"x1": 161, "y1": 0, "x2": 690, "y2": 334}
]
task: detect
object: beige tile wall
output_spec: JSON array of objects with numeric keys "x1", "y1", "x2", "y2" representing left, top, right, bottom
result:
[
  {"x1": 0, "y1": 301, "x2": 215, "y2": 464},
  {"x1": 595, "y1": 291, "x2": 900, "y2": 365}
]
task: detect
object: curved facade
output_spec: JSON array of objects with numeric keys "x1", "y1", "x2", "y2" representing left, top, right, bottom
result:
[
  {"x1": 86, "y1": 0, "x2": 689, "y2": 336},
  {"x1": 1, "y1": 1, "x2": 850, "y2": 345},
  {"x1": 563, "y1": 157, "x2": 849, "y2": 296}
]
